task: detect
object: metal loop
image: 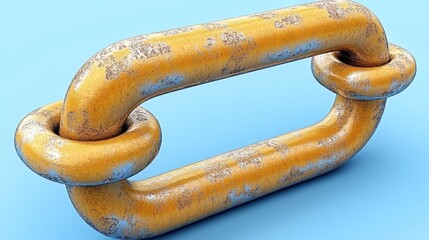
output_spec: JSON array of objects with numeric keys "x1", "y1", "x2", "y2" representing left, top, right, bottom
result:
[
  {"x1": 15, "y1": 101, "x2": 161, "y2": 185},
  {"x1": 59, "y1": 0, "x2": 390, "y2": 141},
  {"x1": 312, "y1": 44, "x2": 416, "y2": 100},
  {"x1": 67, "y1": 96, "x2": 387, "y2": 239},
  {"x1": 14, "y1": 0, "x2": 416, "y2": 239}
]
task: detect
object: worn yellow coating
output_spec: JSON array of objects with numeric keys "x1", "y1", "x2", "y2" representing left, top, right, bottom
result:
[
  {"x1": 15, "y1": 103, "x2": 161, "y2": 185},
  {"x1": 312, "y1": 44, "x2": 416, "y2": 100},
  {"x1": 14, "y1": 0, "x2": 416, "y2": 239},
  {"x1": 67, "y1": 96, "x2": 386, "y2": 238},
  {"x1": 60, "y1": 0, "x2": 389, "y2": 141}
]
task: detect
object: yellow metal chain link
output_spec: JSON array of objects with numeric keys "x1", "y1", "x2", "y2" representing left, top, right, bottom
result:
[{"x1": 15, "y1": 0, "x2": 416, "y2": 239}]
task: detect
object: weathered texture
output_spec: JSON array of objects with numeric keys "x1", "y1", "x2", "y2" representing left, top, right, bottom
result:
[
  {"x1": 14, "y1": 0, "x2": 416, "y2": 239},
  {"x1": 59, "y1": 0, "x2": 391, "y2": 141}
]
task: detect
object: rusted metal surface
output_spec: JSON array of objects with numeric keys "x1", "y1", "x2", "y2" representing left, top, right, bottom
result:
[{"x1": 14, "y1": 0, "x2": 416, "y2": 239}]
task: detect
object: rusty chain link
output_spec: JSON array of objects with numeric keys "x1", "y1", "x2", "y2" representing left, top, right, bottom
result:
[{"x1": 15, "y1": 0, "x2": 416, "y2": 239}]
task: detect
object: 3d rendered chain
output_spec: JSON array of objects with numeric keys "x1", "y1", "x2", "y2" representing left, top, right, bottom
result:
[{"x1": 15, "y1": 1, "x2": 416, "y2": 239}]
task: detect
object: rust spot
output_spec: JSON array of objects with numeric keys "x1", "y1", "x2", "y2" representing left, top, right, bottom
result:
[
  {"x1": 359, "y1": 78, "x2": 371, "y2": 91},
  {"x1": 203, "y1": 162, "x2": 232, "y2": 182},
  {"x1": 103, "y1": 41, "x2": 171, "y2": 80},
  {"x1": 319, "y1": 153, "x2": 346, "y2": 173},
  {"x1": 334, "y1": 98, "x2": 354, "y2": 125},
  {"x1": 262, "y1": 139, "x2": 289, "y2": 157},
  {"x1": 371, "y1": 101, "x2": 386, "y2": 129},
  {"x1": 252, "y1": 12, "x2": 277, "y2": 20},
  {"x1": 365, "y1": 22, "x2": 378, "y2": 38},
  {"x1": 104, "y1": 55, "x2": 130, "y2": 80},
  {"x1": 309, "y1": 0, "x2": 377, "y2": 31},
  {"x1": 19, "y1": 119, "x2": 46, "y2": 142},
  {"x1": 129, "y1": 108, "x2": 149, "y2": 122},
  {"x1": 66, "y1": 110, "x2": 109, "y2": 139},
  {"x1": 177, "y1": 188, "x2": 193, "y2": 210},
  {"x1": 67, "y1": 111, "x2": 76, "y2": 130},
  {"x1": 45, "y1": 137, "x2": 64, "y2": 161},
  {"x1": 221, "y1": 31, "x2": 246, "y2": 45},
  {"x1": 224, "y1": 185, "x2": 263, "y2": 206},
  {"x1": 206, "y1": 37, "x2": 216, "y2": 48},
  {"x1": 201, "y1": 22, "x2": 228, "y2": 31},
  {"x1": 220, "y1": 31, "x2": 256, "y2": 74},
  {"x1": 145, "y1": 190, "x2": 169, "y2": 214},
  {"x1": 318, "y1": 134, "x2": 341, "y2": 147},
  {"x1": 29, "y1": 108, "x2": 53, "y2": 119},
  {"x1": 72, "y1": 39, "x2": 130, "y2": 88},
  {"x1": 274, "y1": 14, "x2": 302, "y2": 28},
  {"x1": 346, "y1": 1, "x2": 373, "y2": 19},
  {"x1": 372, "y1": 101, "x2": 386, "y2": 121},
  {"x1": 310, "y1": 1, "x2": 348, "y2": 20},
  {"x1": 224, "y1": 148, "x2": 262, "y2": 169},
  {"x1": 100, "y1": 215, "x2": 137, "y2": 237},
  {"x1": 73, "y1": 35, "x2": 171, "y2": 83},
  {"x1": 389, "y1": 60, "x2": 407, "y2": 73},
  {"x1": 279, "y1": 167, "x2": 304, "y2": 185},
  {"x1": 129, "y1": 42, "x2": 171, "y2": 60}
]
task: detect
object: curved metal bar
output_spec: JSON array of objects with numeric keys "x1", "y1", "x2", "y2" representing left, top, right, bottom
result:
[
  {"x1": 67, "y1": 96, "x2": 386, "y2": 238},
  {"x1": 60, "y1": 0, "x2": 389, "y2": 141},
  {"x1": 13, "y1": 0, "x2": 417, "y2": 239}
]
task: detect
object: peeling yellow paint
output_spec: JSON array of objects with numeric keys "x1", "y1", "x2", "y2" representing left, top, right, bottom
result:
[{"x1": 14, "y1": 0, "x2": 416, "y2": 239}]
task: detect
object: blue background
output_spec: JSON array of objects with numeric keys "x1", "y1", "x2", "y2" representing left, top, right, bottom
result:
[{"x1": 1, "y1": 1, "x2": 428, "y2": 239}]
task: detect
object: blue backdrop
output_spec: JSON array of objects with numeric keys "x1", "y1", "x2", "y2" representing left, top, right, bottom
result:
[{"x1": 1, "y1": 0, "x2": 428, "y2": 239}]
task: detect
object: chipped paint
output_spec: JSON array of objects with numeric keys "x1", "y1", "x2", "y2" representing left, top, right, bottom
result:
[
  {"x1": 293, "y1": 40, "x2": 322, "y2": 56},
  {"x1": 45, "y1": 137, "x2": 64, "y2": 161},
  {"x1": 220, "y1": 31, "x2": 256, "y2": 74},
  {"x1": 60, "y1": 0, "x2": 393, "y2": 141},
  {"x1": 14, "y1": 1, "x2": 416, "y2": 239},
  {"x1": 317, "y1": 134, "x2": 342, "y2": 147},
  {"x1": 226, "y1": 185, "x2": 262, "y2": 207},
  {"x1": 221, "y1": 31, "x2": 246, "y2": 45},
  {"x1": 225, "y1": 148, "x2": 262, "y2": 169},
  {"x1": 263, "y1": 40, "x2": 321, "y2": 64},
  {"x1": 263, "y1": 48, "x2": 292, "y2": 64},
  {"x1": 274, "y1": 14, "x2": 303, "y2": 28},
  {"x1": 227, "y1": 190, "x2": 253, "y2": 206},
  {"x1": 389, "y1": 80, "x2": 409, "y2": 95},
  {"x1": 313, "y1": 44, "x2": 416, "y2": 100},
  {"x1": 279, "y1": 150, "x2": 346, "y2": 185},
  {"x1": 206, "y1": 37, "x2": 216, "y2": 48},
  {"x1": 15, "y1": 101, "x2": 161, "y2": 185},
  {"x1": 365, "y1": 22, "x2": 378, "y2": 38},
  {"x1": 201, "y1": 22, "x2": 228, "y2": 31},
  {"x1": 263, "y1": 139, "x2": 289, "y2": 156},
  {"x1": 177, "y1": 188, "x2": 193, "y2": 210},
  {"x1": 299, "y1": 150, "x2": 346, "y2": 174},
  {"x1": 203, "y1": 162, "x2": 232, "y2": 182},
  {"x1": 128, "y1": 42, "x2": 171, "y2": 60},
  {"x1": 279, "y1": 167, "x2": 304, "y2": 184},
  {"x1": 310, "y1": 1, "x2": 348, "y2": 20},
  {"x1": 45, "y1": 170, "x2": 67, "y2": 183},
  {"x1": 111, "y1": 162, "x2": 136, "y2": 182},
  {"x1": 140, "y1": 74, "x2": 185, "y2": 96},
  {"x1": 19, "y1": 119, "x2": 45, "y2": 143},
  {"x1": 72, "y1": 39, "x2": 171, "y2": 88},
  {"x1": 252, "y1": 12, "x2": 277, "y2": 20},
  {"x1": 102, "y1": 215, "x2": 148, "y2": 239},
  {"x1": 129, "y1": 108, "x2": 149, "y2": 122}
]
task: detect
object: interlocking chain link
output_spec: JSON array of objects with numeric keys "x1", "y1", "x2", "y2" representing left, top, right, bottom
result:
[{"x1": 15, "y1": 1, "x2": 416, "y2": 239}]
